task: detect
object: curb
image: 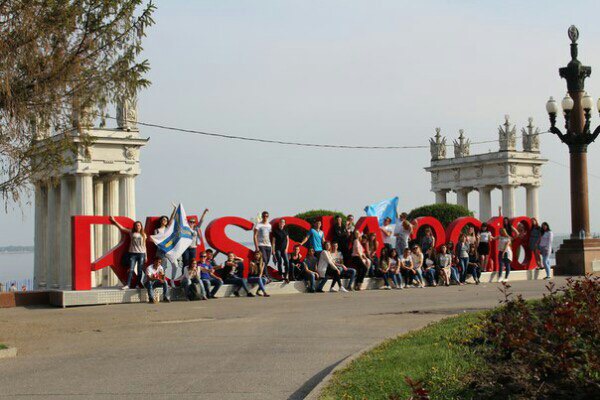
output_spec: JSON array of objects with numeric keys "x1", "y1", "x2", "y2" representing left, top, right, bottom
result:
[
  {"x1": 0, "y1": 347, "x2": 17, "y2": 359},
  {"x1": 304, "y1": 340, "x2": 386, "y2": 400}
]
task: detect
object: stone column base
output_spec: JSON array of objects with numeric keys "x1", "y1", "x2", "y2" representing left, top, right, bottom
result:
[{"x1": 555, "y1": 238, "x2": 600, "y2": 276}]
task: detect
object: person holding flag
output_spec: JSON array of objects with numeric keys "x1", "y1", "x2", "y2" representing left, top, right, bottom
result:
[
  {"x1": 151, "y1": 204, "x2": 195, "y2": 282},
  {"x1": 182, "y1": 208, "x2": 209, "y2": 269}
]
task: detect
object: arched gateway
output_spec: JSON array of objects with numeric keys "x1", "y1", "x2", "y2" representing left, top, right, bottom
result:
[{"x1": 425, "y1": 115, "x2": 547, "y2": 220}]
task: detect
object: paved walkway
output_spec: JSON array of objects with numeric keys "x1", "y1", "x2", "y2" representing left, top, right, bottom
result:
[{"x1": 0, "y1": 278, "x2": 565, "y2": 399}]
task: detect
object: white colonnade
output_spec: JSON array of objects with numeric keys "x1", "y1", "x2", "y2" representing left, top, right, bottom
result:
[
  {"x1": 33, "y1": 98, "x2": 147, "y2": 290},
  {"x1": 426, "y1": 116, "x2": 546, "y2": 221}
]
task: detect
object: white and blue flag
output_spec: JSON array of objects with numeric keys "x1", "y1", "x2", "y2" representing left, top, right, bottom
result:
[
  {"x1": 151, "y1": 204, "x2": 193, "y2": 263},
  {"x1": 364, "y1": 197, "x2": 399, "y2": 225}
]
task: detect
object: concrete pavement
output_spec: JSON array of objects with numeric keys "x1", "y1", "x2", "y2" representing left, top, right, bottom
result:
[{"x1": 0, "y1": 278, "x2": 566, "y2": 399}]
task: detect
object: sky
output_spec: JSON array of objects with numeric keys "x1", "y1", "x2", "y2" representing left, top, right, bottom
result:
[{"x1": 3, "y1": 0, "x2": 600, "y2": 245}]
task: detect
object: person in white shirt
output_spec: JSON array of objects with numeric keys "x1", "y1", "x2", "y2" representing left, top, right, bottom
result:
[
  {"x1": 331, "y1": 242, "x2": 356, "y2": 291},
  {"x1": 181, "y1": 259, "x2": 207, "y2": 300},
  {"x1": 145, "y1": 258, "x2": 170, "y2": 303},
  {"x1": 495, "y1": 229, "x2": 513, "y2": 282},
  {"x1": 394, "y1": 214, "x2": 415, "y2": 254},
  {"x1": 316, "y1": 242, "x2": 346, "y2": 293},
  {"x1": 380, "y1": 217, "x2": 396, "y2": 251},
  {"x1": 477, "y1": 223, "x2": 493, "y2": 272},
  {"x1": 154, "y1": 206, "x2": 178, "y2": 285},
  {"x1": 253, "y1": 211, "x2": 273, "y2": 280}
]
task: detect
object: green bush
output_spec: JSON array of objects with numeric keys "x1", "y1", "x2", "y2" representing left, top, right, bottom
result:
[
  {"x1": 407, "y1": 204, "x2": 473, "y2": 227},
  {"x1": 287, "y1": 209, "x2": 347, "y2": 242}
]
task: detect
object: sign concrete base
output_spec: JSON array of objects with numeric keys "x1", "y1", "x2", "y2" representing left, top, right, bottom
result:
[{"x1": 48, "y1": 269, "x2": 553, "y2": 308}]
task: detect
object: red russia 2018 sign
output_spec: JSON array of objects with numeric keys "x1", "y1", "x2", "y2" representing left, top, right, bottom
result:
[{"x1": 71, "y1": 214, "x2": 536, "y2": 290}]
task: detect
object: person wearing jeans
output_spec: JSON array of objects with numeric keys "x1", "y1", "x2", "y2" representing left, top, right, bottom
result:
[
  {"x1": 456, "y1": 234, "x2": 470, "y2": 283},
  {"x1": 272, "y1": 219, "x2": 290, "y2": 282},
  {"x1": 467, "y1": 244, "x2": 482, "y2": 284},
  {"x1": 495, "y1": 229, "x2": 513, "y2": 283},
  {"x1": 182, "y1": 209, "x2": 208, "y2": 269},
  {"x1": 316, "y1": 242, "x2": 345, "y2": 292},
  {"x1": 145, "y1": 258, "x2": 170, "y2": 303},
  {"x1": 499, "y1": 250, "x2": 512, "y2": 282},
  {"x1": 248, "y1": 251, "x2": 270, "y2": 297},
  {"x1": 182, "y1": 260, "x2": 207, "y2": 300},
  {"x1": 331, "y1": 242, "x2": 356, "y2": 290},
  {"x1": 302, "y1": 248, "x2": 319, "y2": 293},
  {"x1": 153, "y1": 208, "x2": 178, "y2": 285},
  {"x1": 220, "y1": 253, "x2": 254, "y2": 297},
  {"x1": 254, "y1": 211, "x2": 273, "y2": 280},
  {"x1": 110, "y1": 216, "x2": 147, "y2": 289},
  {"x1": 374, "y1": 247, "x2": 392, "y2": 289},
  {"x1": 539, "y1": 222, "x2": 554, "y2": 279},
  {"x1": 198, "y1": 252, "x2": 223, "y2": 298}
]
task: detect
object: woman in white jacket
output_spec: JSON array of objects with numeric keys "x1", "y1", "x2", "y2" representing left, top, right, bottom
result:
[{"x1": 316, "y1": 242, "x2": 346, "y2": 293}]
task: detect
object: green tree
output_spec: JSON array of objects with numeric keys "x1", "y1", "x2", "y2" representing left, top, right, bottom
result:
[
  {"x1": 0, "y1": 1, "x2": 156, "y2": 204},
  {"x1": 287, "y1": 209, "x2": 347, "y2": 242},
  {"x1": 407, "y1": 204, "x2": 473, "y2": 227}
]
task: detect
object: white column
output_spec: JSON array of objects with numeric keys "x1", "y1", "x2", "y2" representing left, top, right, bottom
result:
[
  {"x1": 456, "y1": 188, "x2": 470, "y2": 209},
  {"x1": 75, "y1": 174, "x2": 94, "y2": 215},
  {"x1": 501, "y1": 184, "x2": 516, "y2": 218},
  {"x1": 59, "y1": 176, "x2": 74, "y2": 289},
  {"x1": 93, "y1": 179, "x2": 104, "y2": 287},
  {"x1": 525, "y1": 184, "x2": 540, "y2": 220},
  {"x1": 119, "y1": 174, "x2": 136, "y2": 219},
  {"x1": 435, "y1": 190, "x2": 448, "y2": 204},
  {"x1": 46, "y1": 183, "x2": 60, "y2": 288},
  {"x1": 478, "y1": 186, "x2": 493, "y2": 222},
  {"x1": 34, "y1": 182, "x2": 48, "y2": 289},
  {"x1": 103, "y1": 176, "x2": 120, "y2": 286},
  {"x1": 70, "y1": 173, "x2": 94, "y2": 289}
]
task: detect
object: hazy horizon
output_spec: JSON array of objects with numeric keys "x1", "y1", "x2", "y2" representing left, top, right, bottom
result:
[{"x1": 2, "y1": 0, "x2": 600, "y2": 247}]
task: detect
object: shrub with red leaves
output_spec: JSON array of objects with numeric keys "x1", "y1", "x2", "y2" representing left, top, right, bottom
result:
[{"x1": 472, "y1": 276, "x2": 600, "y2": 399}]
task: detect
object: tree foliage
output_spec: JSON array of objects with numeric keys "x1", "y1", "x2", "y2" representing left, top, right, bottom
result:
[
  {"x1": 407, "y1": 203, "x2": 473, "y2": 227},
  {"x1": 0, "y1": 0, "x2": 156, "y2": 204},
  {"x1": 287, "y1": 209, "x2": 347, "y2": 242}
]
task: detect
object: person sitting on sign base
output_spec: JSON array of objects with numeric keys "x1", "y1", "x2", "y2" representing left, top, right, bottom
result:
[
  {"x1": 182, "y1": 260, "x2": 207, "y2": 300},
  {"x1": 302, "y1": 247, "x2": 319, "y2": 293},
  {"x1": 332, "y1": 242, "x2": 356, "y2": 291},
  {"x1": 467, "y1": 244, "x2": 482, "y2": 284},
  {"x1": 248, "y1": 251, "x2": 270, "y2": 297},
  {"x1": 145, "y1": 258, "x2": 170, "y2": 304},
  {"x1": 288, "y1": 244, "x2": 304, "y2": 282},
  {"x1": 219, "y1": 253, "x2": 254, "y2": 297},
  {"x1": 374, "y1": 247, "x2": 393, "y2": 290},
  {"x1": 316, "y1": 241, "x2": 346, "y2": 293},
  {"x1": 198, "y1": 252, "x2": 223, "y2": 299},
  {"x1": 422, "y1": 248, "x2": 437, "y2": 287}
]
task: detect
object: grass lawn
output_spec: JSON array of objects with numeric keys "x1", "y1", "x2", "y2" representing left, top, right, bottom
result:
[{"x1": 320, "y1": 312, "x2": 485, "y2": 400}]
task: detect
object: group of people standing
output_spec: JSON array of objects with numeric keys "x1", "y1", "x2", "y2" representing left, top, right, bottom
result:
[{"x1": 108, "y1": 208, "x2": 554, "y2": 303}]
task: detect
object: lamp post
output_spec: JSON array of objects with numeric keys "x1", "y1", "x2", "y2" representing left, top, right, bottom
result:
[{"x1": 546, "y1": 25, "x2": 600, "y2": 275}]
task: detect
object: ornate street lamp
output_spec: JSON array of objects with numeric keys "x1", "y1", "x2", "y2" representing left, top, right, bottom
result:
[{"x1": 545, "y1": 25, "x2": 600, "y2": 275}]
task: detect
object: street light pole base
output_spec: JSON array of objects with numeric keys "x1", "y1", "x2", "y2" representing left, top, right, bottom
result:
[{"x1": 555, "y1": 238, "x2": 600, "y2": 275}]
